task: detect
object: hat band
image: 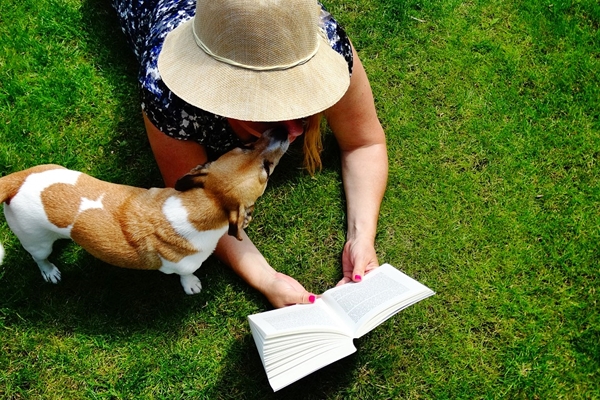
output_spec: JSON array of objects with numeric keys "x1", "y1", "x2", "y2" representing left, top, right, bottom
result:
[{"x1": 192, "y1": 23, "x2": 320, "y2": 71}]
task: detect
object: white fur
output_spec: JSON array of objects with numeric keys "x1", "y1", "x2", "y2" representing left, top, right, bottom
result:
[
  {"x1": 159, "y1": 196, "x2": 227, "y2": 294},
  {"x1": 79, "y1": 194, "x2": 105, "y2": 212},
  {"x1": 4, "y1": 169, "x2": 83, "y2": 283}
]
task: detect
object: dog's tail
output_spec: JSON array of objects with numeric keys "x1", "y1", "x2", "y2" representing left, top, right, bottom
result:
[
  {"x1": 0, "y1": 174, "x2": 15, "y2": 266},
  {"x1": 0, "y1": 171, "x2": 34, "y2": 266},
  {"x1": 0, "y1": 169, "x2": 34, "y2": 204},
  {"x1": 0, "y1": 172, "x2": 26, "y2": 205}
]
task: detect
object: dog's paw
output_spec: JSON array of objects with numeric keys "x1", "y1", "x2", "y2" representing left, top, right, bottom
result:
[
  {"x1": 41, "y1": 264, "x2": 61, "y2": 284},
  {"x1": 180, "y1": 274, "x2": 202, "y2": 295}
]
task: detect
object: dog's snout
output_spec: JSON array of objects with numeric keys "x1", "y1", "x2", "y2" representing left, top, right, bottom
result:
[
  {"x1": 264, "y1": 127, "x2": 289, "y2": 143},
  {"x1": 259, "y1": 128, "x2": 290, "y2": 158}
]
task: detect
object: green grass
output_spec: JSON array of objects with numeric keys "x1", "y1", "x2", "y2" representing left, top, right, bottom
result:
[{"x1": 0, "y1": 0, "x2": 598, "y2": 398}]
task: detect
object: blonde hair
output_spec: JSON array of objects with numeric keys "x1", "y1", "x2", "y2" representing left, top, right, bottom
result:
[{"x1": 302, "y1": 113, "x2": 324, "y2": 175}]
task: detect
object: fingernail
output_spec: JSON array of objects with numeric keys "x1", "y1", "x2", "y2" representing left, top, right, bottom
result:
[
  {"x1": 309, "y1": 295, "x2": 316, "y2": 303},
  {"x1": 354, "y1": 275, "x2": 362, "y2": 281}
]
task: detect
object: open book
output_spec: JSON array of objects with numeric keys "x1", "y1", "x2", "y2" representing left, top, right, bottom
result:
[{"x1": 248, "y1": 264, "x2": 435, "y2": 391}]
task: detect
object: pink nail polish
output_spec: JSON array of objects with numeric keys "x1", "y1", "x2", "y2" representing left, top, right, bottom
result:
[
  {"x1": 309, "y1": 295, "x2": 316, "y2": 303},
  {"x1": 354, "y1": 274, "x2": 362, "y2": 281}
]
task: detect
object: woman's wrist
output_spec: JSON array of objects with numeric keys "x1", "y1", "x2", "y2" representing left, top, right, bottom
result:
[{"x1": 215, "y1": 232, "x2": 275, "y2": 289}]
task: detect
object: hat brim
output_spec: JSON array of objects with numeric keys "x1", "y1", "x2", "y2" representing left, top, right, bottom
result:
[{"x1": 158, "y1": 19, "x2": 350, "y2": 122}]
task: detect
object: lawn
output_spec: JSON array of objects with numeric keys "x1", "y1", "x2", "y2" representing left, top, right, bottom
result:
[{"x1": 0, "y1": 0, "x2": 598, "y2": 398}]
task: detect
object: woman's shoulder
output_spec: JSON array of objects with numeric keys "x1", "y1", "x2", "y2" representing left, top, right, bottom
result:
[{"x1": 319, "y1": 5, "x2": 354, "y2": 75}]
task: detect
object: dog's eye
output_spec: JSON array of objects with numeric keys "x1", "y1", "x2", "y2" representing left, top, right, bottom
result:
[{"x1": 263, "y1": 160, "x2": 273, "y2": 178}]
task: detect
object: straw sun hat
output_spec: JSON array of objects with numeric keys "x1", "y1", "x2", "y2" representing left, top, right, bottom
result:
[{"x1": 157, "y1": 0, "x2": 350, "y2": 122}]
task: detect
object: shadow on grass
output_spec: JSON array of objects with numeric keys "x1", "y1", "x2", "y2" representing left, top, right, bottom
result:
[{"x1": 0, "y1": 241, "x2": 206, "y2": 334}]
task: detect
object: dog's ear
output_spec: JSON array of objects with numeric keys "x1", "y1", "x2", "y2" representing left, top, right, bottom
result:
[
  {"x1": 174, "y1": 162, "x2": 212, "y2": 191},
  {"x1": 228, "y1": 204, "x2": 254, "y2": 241}
]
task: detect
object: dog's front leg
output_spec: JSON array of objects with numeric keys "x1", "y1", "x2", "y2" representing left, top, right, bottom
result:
[{"x1": 180, "y1": 274, "x2": 202, "y2": 295}]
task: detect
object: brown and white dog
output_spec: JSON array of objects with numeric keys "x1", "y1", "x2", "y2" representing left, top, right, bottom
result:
[{"x1": 0, "y1": 128, "x2": 289, "y2": 294}]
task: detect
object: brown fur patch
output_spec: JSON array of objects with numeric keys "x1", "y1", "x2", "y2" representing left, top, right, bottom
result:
[
  {"x1": 117, "y1": 190, "x2": 201, "y2": 267},
  {"x1": 41, "y1": 183, "x2": 82, "y2": 228}
]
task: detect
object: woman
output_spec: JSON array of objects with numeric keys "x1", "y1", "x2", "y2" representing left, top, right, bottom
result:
[{"x1": 112, "y1": 0, "x2": 388, "y2": 308}]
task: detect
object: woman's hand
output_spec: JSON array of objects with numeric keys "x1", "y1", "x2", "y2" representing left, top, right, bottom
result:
[
  {"x1": 337, "y1": 235, "x2": 379, "y2": 286},
  {"x1": 262, "y1": 272, "x2": 316, "y2": 308}
]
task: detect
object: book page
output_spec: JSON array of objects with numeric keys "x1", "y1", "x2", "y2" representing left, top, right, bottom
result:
[
  {"x1": 248, "y1": 298, "x2": 351, "y2": 339},
  {"x1": 321, "y1": 264, "x2": 435, "y2": 338}
]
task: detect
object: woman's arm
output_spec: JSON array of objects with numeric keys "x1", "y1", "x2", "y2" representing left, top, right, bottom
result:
[
  {"x1": 214, "y1": 231, "x2": 316, "y2": 307},
  {"x1": 144, "y1": 112, "x2": 315, "y2": 308},
  {"x1": 325, "y1": 45, "x2": 389, "y2": 285},
  {"x1": 144, "y1": 112, "x2": 208, "y2": 187}
]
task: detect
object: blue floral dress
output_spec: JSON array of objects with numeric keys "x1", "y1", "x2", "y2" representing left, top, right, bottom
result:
[{"x1": 112, "y1": 0, "x2": 353, "y2": 158}]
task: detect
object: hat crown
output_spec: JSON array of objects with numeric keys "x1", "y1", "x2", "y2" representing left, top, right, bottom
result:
[{"x1": 194, "y1": 0, "x2": 320, "y2": 70}]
